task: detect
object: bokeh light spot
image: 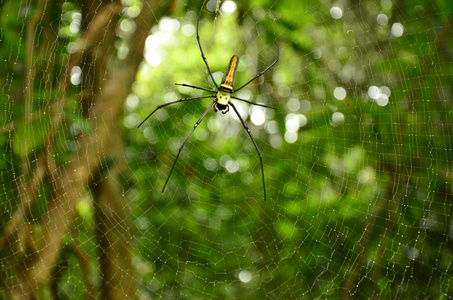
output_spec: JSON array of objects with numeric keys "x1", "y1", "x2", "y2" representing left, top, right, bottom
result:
[
  {"x1": 391, "y1": 23, "x2": 404, "y2": 37},
  {"x1": 334, "y1": 87, "x2": 346, "y2": 100},
  {"x1": 330, "y1": 7, "x2": 343, "y2": 19}
]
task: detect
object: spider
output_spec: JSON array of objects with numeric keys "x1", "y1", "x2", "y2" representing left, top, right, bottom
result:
[{"x1": 138, "y1": 16, "x2": 279, "y2": 201}]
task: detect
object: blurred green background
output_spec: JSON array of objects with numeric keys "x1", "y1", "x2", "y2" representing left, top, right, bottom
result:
[{"x1": 1, "y1": 0, "x2": 452, "y2": 298}]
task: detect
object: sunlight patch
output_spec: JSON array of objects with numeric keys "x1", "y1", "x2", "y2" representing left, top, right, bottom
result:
[
  {"x1": 251, "y1": 108, "x2": 265, "y2": 126},
  {"x1": 287, "y1": 98, "x2": 300, "y2": 111},
  {"x1": 238, "y1": 270, "x2": 252, "y2": 283},
  {"x1": 284, "y1": 131, "x2": 298, "y2": 144},
  {"x1": 377, "y1": 14, "x2": 388, "y2": 25},
  {"x1": 334, "y1": 87, "x2": 346, "y2": 100},
  {"x1": 368, "y1": 86, "x2": 391, "y2": 106},
  {"x1": 221, "y1": 1, "x2": 237, "y2": 14},
  {"x1": 70, "y1": 66, "x2": 82, "y2": 85},
  {"x1": 391, "y1": 23, "x2": 404, "y2": 37},
  {"x1": 331, "y1": 112, "x2": 345, "y2": 126},
  {"x1": 330, "y1": 7, "x2": 343, "y2": 19},
  {"x1": 159, "y1": 17, "x2": 180, "y2": 32},
  {"x1": 182, "y1": 24, "x2": 195, "y2": 36},
  {"x1": 145, "y1": 51, "x2": 162, "y2": 67}
]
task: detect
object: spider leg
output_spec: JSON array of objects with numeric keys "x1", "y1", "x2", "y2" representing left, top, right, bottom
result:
[
  {"x1": 229, "y1": 102, "x2": 267, "y2": 201},
  {"x1": 196, "y1": 16, "x2": 219, "y2": 89},
  {"x1": 231, "y1": 96, "x2": 276, "y2": 110},
  {"x1": 175, "y1": 83, "x2": 216, "y2": 93},
  {"x1": 137, "y1": 95, "x2": 215, "y2": 128},
  {"x1": 162, "y1": 99, "x2": 216, "y2": 193},
  {"x1": 233, "y1": 42, "x2": 279, "y2": 93}
]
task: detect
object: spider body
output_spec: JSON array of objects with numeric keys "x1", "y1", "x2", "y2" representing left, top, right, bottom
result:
[
  {"x1": 138, "y1": 16, "x2": 278, "y2": 200},
  {"x1": 214, "y1": 89, "x2": 231, "y2": 113},
  {"x1": 220, "y1": 55, "x2": 239, "y2": 92},
  {"x1": 213, "y1": 100, "x2": 229, "y2": 113},
  {"x1": 214, "y1": 55, "x2": 239, "y2": 113}
]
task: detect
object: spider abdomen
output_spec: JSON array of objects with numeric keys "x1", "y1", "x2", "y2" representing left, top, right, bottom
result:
[{"x1": 220, "y1": 55, "x2": 239, "y2": 92}]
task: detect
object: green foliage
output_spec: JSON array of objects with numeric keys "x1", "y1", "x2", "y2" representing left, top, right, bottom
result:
[
  {"x1": 12, "y1": 114, "x2": 51, "y2": 157},
  {"x1": 1, "y1": 0, "x2": 453, "y2": 298}
]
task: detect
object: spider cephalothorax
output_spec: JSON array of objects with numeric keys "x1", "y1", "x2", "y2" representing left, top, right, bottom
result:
[{"x1": 138, "y1": 16, "x2": 279, "y2": 201}]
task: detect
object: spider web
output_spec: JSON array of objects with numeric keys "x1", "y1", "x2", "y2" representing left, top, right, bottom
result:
[{"x1": 1, "y1": 0, "x2": 452, "y2": 298}]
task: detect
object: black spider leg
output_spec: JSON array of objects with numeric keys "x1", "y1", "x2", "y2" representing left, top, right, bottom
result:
[
  {"x1": 233, "y1": 42, "x2": 279, "y2": 93},
  {"x1": 175, "y1": 83, "x2": 216, "y2": 93},
  {"x1": 137, "y1": 95, "x2": 215, "y2": 128},
  {"x1": 231, "y1": 96, "x2": 276, "y2": 110},
  {"x1": 162, "y1": 99, "x2": 216, "y2": 192},
  {"x1": 229, "y1": 102, "x2": 267, "y2": 201},
  {"x1": 196, "y1": 16, "x2": 219, "y2": 90}
]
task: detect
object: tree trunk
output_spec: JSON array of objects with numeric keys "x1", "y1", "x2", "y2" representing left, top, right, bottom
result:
[{"x1": 7, "y1": 0, "x2": 173, "y2": 298}]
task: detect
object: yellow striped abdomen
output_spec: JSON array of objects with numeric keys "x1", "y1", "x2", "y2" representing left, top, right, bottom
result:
[{"x1": 220, "y1": 55, "x2": 239, "y2": 92}]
